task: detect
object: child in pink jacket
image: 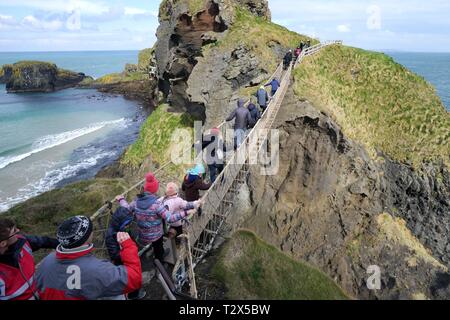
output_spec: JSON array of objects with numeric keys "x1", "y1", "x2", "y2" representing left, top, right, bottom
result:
[{"x1": 158, "y1": 183, "x2": 202, "y2": 239}]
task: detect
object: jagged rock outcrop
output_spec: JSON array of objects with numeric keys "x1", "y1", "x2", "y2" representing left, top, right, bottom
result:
[
  {"x1": 5, "y1": 61, "x2": 89, "y2": 93},
  {"x1": 236, "y1": 86, "x2": 450, "y2": 299},
  {"x1": 156, "y1": 0, "x2": 279, "y2": 123},
  {"x1": 0, "y1": 64, "x2": 13, "y2": 83}
]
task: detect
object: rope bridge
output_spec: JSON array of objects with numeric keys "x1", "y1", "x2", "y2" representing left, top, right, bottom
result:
[{"x1": 90, "y1": 40, "x2": 342, "y2": 299}]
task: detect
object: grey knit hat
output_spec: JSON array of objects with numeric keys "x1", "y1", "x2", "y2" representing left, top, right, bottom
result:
[{"x1": 57, "y1": 216, "x2": 93, "y2": 249}]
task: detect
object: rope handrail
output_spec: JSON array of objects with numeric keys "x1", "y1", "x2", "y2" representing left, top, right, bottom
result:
[
  {"x1": 89, "y1": 39, "x2": 342, "y2": 298},
  {"x1": 90, "y1": 60, "x2": 286, "y2": 222}
]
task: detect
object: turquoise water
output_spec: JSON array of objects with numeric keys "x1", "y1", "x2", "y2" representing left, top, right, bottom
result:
[
  {"x1": 0, "y1": 51, "x2": 139, "y2": 79},
  {"x1": 386, "y1": 52, "x2": 450, "y2": 111},
  {"x1": 0, "y1": 51, "x2": 143, "y2": 211}
]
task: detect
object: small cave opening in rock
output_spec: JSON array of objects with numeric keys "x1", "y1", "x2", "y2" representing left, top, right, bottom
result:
[{"x1": 160, "y1": 0, "x2": 228, "y2": 122}]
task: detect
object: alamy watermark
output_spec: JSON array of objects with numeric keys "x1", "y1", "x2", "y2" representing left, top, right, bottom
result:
[
  {"x1": 170, "y1": 121, "x2": 280, "y2": 176},
  {"x1": 367, "y1": 5, "x2": 382, "y2": 30},
  {"x1": 366, "y1": 265, "x2": 381, "y2": 290}
]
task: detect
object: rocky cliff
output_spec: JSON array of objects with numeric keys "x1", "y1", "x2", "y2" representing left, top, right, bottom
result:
[
  {"x1": 234, "y1": 86, "x2": 450, "y2": 300},
  {"x1": 156, "y1": 0, "x2": 306, "y2": 125},
  {"x1": 4, "y1": 0, "x2": 449, "y2": 301},
  {"x1": 4, "y1": 61, "x2": 89, "y2": 93}
]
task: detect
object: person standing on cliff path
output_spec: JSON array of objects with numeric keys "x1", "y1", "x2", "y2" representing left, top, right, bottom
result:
[
  {"x1": 0, "y1": 218, "x2": 59, "y2": 301},
  {"x1": 36, "y1": 216, "x2": 142, "y2": 300},
  {"x1": 226, "y1": 98, "x2": 253, "y2": 149}
]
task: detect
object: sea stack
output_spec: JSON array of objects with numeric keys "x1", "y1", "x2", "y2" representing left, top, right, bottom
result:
[{"x1": 3, "y1": 61, "x2": 91, "y2": 93}]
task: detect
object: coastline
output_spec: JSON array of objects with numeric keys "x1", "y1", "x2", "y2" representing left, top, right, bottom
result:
[{"x1": 0, "y1": 83, "x2": 154, "y2": 213}]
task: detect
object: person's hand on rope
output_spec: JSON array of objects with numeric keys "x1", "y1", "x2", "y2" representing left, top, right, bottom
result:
[
  {"x1": 117, "y1": 232, "x2": 131, "y2": 245},
  {"x1": 194, "y1": 197, "x2": 205, "y2": 209},
  {"x1": 115, "y1": 194, "x2": 125, "y2": 202},
  {"x1": 185, "y1": 209, "x2": 197, "y2": 220}
]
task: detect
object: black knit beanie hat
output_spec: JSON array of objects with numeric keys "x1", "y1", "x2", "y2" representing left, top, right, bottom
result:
[{"x1": 57, "y1": 216, "x2": 93, "y2": 249}]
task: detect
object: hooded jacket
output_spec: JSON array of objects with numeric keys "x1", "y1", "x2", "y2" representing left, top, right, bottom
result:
[
  {"x1": 105, "y1": 207, "x2": 134, "y2": 265},
  {"x1": 182, "y1": 174, "x2": 211, "y2": 202},
  {"x1": 248, "y1": 103, "x2": 261, "y2": 127},
  {"x1": 226, "y1": 100, "x2": 253, "y2": 130},
  {"x1": 36, "y1": 240, "x2": 141, "y2": 300},
  {"x1": 284, "y1": 51, "x2": 293, "y2": 65},
  {"x1": 256, "y1": 88, "x2": 269, "y2": 107},
  {"x1": 158, "y1": 195, "x2": 197, "y2": 228},
  {"x1": 265, "y1": 79, "x2": 280, "y2": 93},
  {"x1": 119, "y1": 192, "x2": 188, "y2": 245},
  {"x1": 194, "y1": 134, "x2": 228, "y2": 165},
  {"x1": 0, "y1": 235, "x2": 59, "y2": 301}
]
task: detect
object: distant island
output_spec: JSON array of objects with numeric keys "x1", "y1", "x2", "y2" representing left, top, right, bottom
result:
[
  {"x1": 0, "y1": 48, "x2": 158, "y2": 107},
  {"x1": 0, "y1": 61, "x2": 92, "y2": 93}
]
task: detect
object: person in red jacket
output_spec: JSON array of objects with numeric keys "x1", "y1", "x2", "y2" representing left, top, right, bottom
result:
[
  {"x1": 0, "y1": 218, "x2": 59, "y2": 301},
  {"x1": 36, "y1": 215, "x2": 142, "y2": 300}
]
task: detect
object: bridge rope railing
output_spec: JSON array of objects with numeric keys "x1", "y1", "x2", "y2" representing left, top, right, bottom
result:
[
  {"x1": 89, "y1": 57, "x2": 287, "y2": 254},
  {"x1": 172, "y1": 40, "x2": 343, "y2": 296},
  {"x1": 89, "y1": 40, "x2": 342, "y2": 297}
]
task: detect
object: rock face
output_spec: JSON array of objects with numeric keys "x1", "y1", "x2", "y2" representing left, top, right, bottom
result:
[
  {"x1": 5, "y1": 61, "x2": 88, "y2": 93},
  {"x1": 0, "y1": 65, "x2": 13, "y2": 83},
  {"x1": 237, "y1": 87, "x2": 450, "y2": 299},
  {"x1": 156, "y1": 0, "x2": 275, "y2": 123}
]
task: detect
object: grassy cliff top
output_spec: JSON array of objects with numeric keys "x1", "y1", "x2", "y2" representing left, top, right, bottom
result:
[
  {"x1": 212, "y1": 230, "x2": 349, "y2": 300},
  {"x1": 94, "y1": 72, "x2": 147, "y2": 85},
  {"x1": 159, "y1": 0, "x2": 206, "y2": 20},
  {"x1": 209, "y1": 8, "x2": 314, "y2": 72},
  {"x1": 294, "y1": 45, "x2": 450, "y2": 168},
  {"x1": 121, "y1": 104, "x2": 194, "y2": 170},
  {"x1": 11, "y1": 61, "x2": 57, "y2": 69},
  {"x1": 3, "y1": 179, "x2": 128, "y2": 237}
]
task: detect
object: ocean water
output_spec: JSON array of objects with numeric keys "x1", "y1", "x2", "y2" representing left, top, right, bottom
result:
[
  {"x1": 386, "y1": 52, "x2": 450, "y2": 111},
  {"x1": 0, "y1": 50, "x2": 139, "y2": 79},
  {"x1": 0, "y1": 51, "x2": 144, "y2": 212}
]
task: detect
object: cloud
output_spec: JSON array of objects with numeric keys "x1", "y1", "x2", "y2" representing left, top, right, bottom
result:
[
  {"x1": 21, "y1": 15, "x2": 64, "y2": 31},
  {"x1": 337, "y1": 24, "x2": 351, "y2": 33}
]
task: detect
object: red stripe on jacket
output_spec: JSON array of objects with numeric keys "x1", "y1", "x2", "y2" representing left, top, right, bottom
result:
[{"x1": 119, "y1": 239, "x2": 142, "y2": 293}]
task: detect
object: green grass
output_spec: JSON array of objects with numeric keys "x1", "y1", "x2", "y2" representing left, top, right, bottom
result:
[
  {"x1": 206, "y1": 7, "x2": 315, "y2": 99},
  {"x1": 94, "y1": 72, "x2": 147, "y2": 85},
  {"x1": 138, "y1": 47, "x2": 154, "y2": 71},
  {"x1": 121, "y1": 104, "x2": 195, "y2": 169},
  {"x1": 294, "y1": 45, "x2": 450, "y2": 168},
  {"x1": 210, "y1": 8, "x2": 314, "y2": 72},
  {"x1": 159, "y1": 0, "x2": 206, "y2": 20},
  {"x1": 188, "y1": 0, "x2": 206, "y2": 14},
  {"x1": 3, "y1": 179, "x2": 128, "y2": 237},
  {"x1": 212, "y1": 230, "x2": 349, "y2": 300}
]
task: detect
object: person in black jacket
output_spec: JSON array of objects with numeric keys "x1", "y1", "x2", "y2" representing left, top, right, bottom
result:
[
  {"x1": 104, "y1": 207, "x2": 145, "y2": 300},
  {"x1": 194, "y1": 128, "x2": 229, "y2": 183},
  {"x1": 248, "y1": 102, "x2": 261, "y2": 128},
  {"x1": 283, "y1": 50, "x2": 293, "y2": 70}
]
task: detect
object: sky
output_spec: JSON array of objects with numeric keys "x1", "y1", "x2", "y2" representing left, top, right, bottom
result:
[{"x1": 0, "y1": 0, "x2": 450, "y2": 52}]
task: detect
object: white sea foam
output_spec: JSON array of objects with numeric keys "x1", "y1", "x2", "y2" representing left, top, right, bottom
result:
[
  {"x1": 0, "y1": 119, "x2": 126, "y2": 170},
  {"x1": 0, "y1": 151, "x2": 116, "y2": 212}
]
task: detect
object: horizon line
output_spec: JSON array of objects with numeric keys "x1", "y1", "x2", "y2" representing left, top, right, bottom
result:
[{"x1": 1, "y1": 48, "x2": 450, "y2": 54}]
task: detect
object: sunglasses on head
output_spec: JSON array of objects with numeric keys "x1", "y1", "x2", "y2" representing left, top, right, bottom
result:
[{"x1": 0, "y1": 226, "x2": 20, "y2": 242}]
